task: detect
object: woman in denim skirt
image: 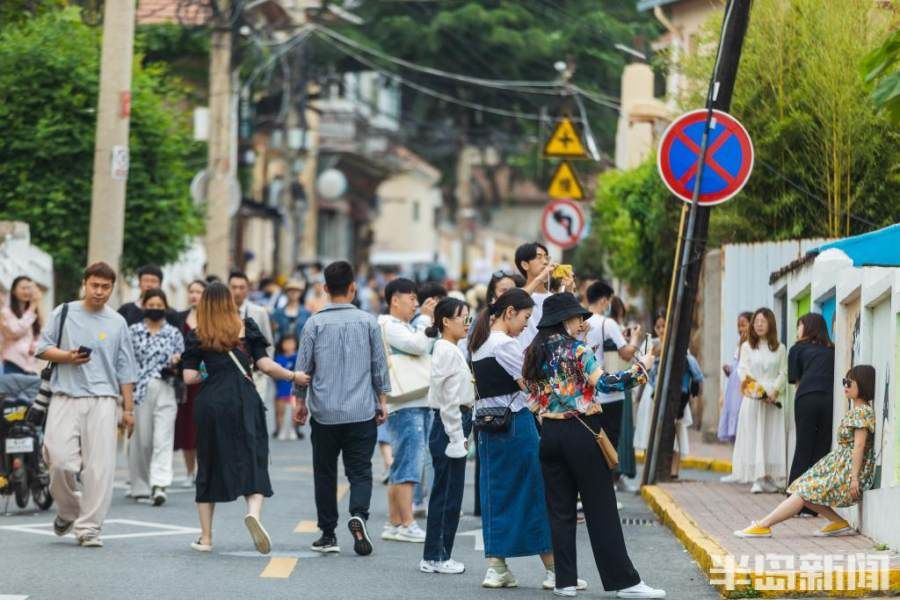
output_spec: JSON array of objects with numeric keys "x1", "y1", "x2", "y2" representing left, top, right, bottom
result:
[{"x1": 468, "y1": 289, "x2": 582, "y2": 591}]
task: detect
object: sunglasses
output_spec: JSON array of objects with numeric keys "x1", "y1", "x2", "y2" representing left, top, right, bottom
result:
[
  {"x1": 454, "y1": 314, "x2": 473, "y2": 326},
  {"x1": 492, "y1": 270, "x2": 515, "y2": 280},
  {"x1": 842, "y1": 378, "x2": 854, "y2": 388}
]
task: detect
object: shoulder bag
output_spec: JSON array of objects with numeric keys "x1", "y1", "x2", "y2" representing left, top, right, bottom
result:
[
  {"x1": 601, "y1": 318, "x2": 630, "y2": 374},
  {"x1": 471, "y1": 358, "x2": 516, "y2": 434},
  {"x1": 573, "y1": 413, "x2": 619, "y2": 470},
  {"x1": 27, "y1": 303, "x2": 70, "y2": 426},
  {"x1": 380, "y1": 321, "x2": 431, "y2": 406}
]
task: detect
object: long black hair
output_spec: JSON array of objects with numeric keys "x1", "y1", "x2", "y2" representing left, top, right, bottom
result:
[
  {"x1": 522, "y1": 323, "x2": 569, "y2": 384},
  {"x1": 486, "y1": 272, "x2": 525, "y2": 306},
  {"x1": 8, "y1": 275, "x2": 41, "y2": 337},
  {"x1": 425, "y1": 297, "x2": 468, "y2": 338},
  {"x1": 468, "y1": 288, "x2": 534, "y2": 355}
]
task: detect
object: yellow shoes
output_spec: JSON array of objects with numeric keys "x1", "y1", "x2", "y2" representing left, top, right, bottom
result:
[
  {"x1": 734, "y1": 522, "x2": 772, "y2": 538},
  {"x1": 814, "y1": 519, "x2": 854, "y2": 537}
]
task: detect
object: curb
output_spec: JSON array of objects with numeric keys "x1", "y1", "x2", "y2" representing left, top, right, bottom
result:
[
  {"x1": 635, "y1": 449, "x2": 732, "y2": 474},
  {"x1": 641, "y1": 485, "x2": 900, "y2": 598}
]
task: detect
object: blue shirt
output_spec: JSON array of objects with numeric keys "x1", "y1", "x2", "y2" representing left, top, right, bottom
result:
[
  {"x1": 296, "y1": 304, "x2": 390, "y2": 425},
  {"x1": 274, "y1": 352, "x2": 297, "y2": 398}
]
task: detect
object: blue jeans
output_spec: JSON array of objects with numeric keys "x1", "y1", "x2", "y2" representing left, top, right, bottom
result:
[
  {"x1": 414, "y1": 412, "x2": 434, "y2": 505},
  {"x1": 387, "y1": 407, "x2": 431, "y2": 484},
  {"x1": 423, "y1": 408, "x2": 473, "y2": 561}
]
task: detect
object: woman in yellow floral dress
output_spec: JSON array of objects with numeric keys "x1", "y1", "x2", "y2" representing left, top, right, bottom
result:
[{"x1": 734, "y1": 364, "x2": 877, "y2": 538}]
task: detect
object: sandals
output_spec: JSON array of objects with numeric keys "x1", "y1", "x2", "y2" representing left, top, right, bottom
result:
[
  {"x1": 244, "y1": 514, "x2": 272, "y2": 555},
  {"x1": 191, "y1": 538, "x2": 212, "y2": 552}
]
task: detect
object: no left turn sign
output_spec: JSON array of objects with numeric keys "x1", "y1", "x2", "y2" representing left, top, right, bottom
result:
[{"x1": 541, "y1": 199, "x2": 585, "y2": 250}]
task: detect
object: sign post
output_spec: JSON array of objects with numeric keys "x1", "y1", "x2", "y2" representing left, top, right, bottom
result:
[{"x1": 644, "y1": 0, "x2": 754, "y2": 487}]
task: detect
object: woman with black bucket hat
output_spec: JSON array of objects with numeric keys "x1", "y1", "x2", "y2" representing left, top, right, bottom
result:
[{"x1": 522, "y1": 293, "x2": 666, "y2": 599}]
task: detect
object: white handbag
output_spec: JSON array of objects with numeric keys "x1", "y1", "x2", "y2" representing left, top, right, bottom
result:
[{"x1": 380, "y1": 322, "x2": 431, "y2": 406}]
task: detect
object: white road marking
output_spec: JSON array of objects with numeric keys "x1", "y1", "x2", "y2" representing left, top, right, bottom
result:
[
  {"x1": 0, "y1": 595, "x2": 29, "y2": 600},
  {"x1": 457, "y1": 528, "x2": 484, "y2": 551},
  {"x1": 0, "y1": 518, "x2": 199, "y2": 539}
]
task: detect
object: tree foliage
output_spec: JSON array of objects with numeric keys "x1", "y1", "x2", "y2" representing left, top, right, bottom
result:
[
  {"x1": 0, "y1": 9, "x2": 205, "y2": 298},
  {"x1": 677, "y1": 0, "x2": 899, "y2": 242},
  {"x1": 862, "y1": 29, "x2": 900, "y2": 125},
  {"x1": 321, "y1": 1, "x2": 660, "y2": 176},
  {"x1": 577, "y1": 156, "x2": 681, "y2": 315}
]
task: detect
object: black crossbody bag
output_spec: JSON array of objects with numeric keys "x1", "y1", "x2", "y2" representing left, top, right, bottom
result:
[{"x1": 471, "y1": 357, "x2": 521, "y2": 433}]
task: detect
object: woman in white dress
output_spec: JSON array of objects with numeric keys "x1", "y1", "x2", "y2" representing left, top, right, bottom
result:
[{"x1": 729, "y1": 307, "x2": 787, "y2": 493}]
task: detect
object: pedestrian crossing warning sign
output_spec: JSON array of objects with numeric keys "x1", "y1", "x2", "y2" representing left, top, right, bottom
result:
[
  {"x1": 547, "y1": 160, "x2": 584, "y2": 200},
  {"x1": 543, "y1": 117, "x2": 587, "y2": 158}
]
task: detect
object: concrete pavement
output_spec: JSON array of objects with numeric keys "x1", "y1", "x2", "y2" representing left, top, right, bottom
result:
[{"x1": 2, "y1": 435, "x2": 719, "y2": 600}]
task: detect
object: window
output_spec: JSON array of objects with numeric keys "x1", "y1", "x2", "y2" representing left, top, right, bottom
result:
[{"x1": 412, "y1": 201, "x2": 420, "y2": 222}]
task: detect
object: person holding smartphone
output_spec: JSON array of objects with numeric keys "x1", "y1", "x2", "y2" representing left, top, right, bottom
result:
[{"x1": 35, "y1": 262, "x2": 138, "y2": 548}]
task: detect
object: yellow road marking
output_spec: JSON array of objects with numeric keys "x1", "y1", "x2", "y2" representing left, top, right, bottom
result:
[
  {"x1": 294, "y1": 520, "x2": 318, "y2": 533},
  {"x1": 260, "y1": 557, "x2": 298, "y2": 578},
  {"x1": 337, "y1": 483, "x2": 349, "y2": 501}
]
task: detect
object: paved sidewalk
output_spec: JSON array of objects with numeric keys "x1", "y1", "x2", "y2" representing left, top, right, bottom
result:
[
  {"x1": 643, "y1": 481, "x2": 899, "y2": 598},
  {"x1": 636, "y1": 429, "x2": 735, "y2": 473}
]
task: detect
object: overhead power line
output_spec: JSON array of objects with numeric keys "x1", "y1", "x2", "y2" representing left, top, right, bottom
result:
[
  {"x1": 314, "y1": 25, "x2": 622, "y2": 108},
  {"x1": 313, "y1": 31, "x2": 587, "y2": 122}
]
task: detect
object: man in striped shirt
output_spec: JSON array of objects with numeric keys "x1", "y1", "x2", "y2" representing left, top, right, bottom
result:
[{"x1": 294, "y1": 261, "x2": 390, "y2": 557}]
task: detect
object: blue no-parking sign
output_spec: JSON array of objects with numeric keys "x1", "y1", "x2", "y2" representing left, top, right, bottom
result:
[{"x1": 657, "y1": 109, "x2": 754, "y2": 206}]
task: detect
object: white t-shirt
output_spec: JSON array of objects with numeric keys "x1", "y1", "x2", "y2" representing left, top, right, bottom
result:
[
  {"x1": 584, "y1": 314, "x2": 628, "y2": 404},
  {"x1": 518, "y1": 291, "x2": 551, "y2": 352},
  {"x1": 471, "y1": 330, "x2": 528, "y2": 413}
]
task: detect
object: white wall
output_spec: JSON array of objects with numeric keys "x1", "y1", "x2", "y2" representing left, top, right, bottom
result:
[
  {"x1": 719, "y1": 239, "x2": 828, "y2": 387},
  {"x1": 772, "y1": 251, "x2": 900, "y2": 551},
  {"x1": 0, "y1": 222, "x2": 54, "y2": 313}
]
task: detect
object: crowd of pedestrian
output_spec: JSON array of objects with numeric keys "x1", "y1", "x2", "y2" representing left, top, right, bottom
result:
[{"x1": 1, "y1": 241, "x2": 880, "y2": 599}]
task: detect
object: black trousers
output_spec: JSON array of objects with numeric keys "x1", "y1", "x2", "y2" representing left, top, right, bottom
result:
[
  {"x1": 310, "y1": 417, "x2": 377, "y2": 535},
  {"x1": 597, "y1": 400, "x2": 623, "y2": 448},
  {"x1": 789, "y1": 391, "x2": 833, "y2": 485},
  {"x1": 539, "y1": 415, "x2": 641, "y2": 591}
]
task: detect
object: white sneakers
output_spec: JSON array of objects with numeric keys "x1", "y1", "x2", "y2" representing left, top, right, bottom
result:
[
  {"x1": 381, "y1": 521, "x2": 426, "y2": 543},
  {"x1": 616, "y1": 581, "x2": 667, "y2": 598},
  {"x1": 482, "y1": 567, "x2": 518, "y2": 588},
  {"x1": 553, "y1": 587, "x2": 577, "y2": 597},
  {"x1": 542, "y1": 571, "x2": 587, "y2": 591},
  {"x1": 420, "y1": 558, "x2": 465, "y2": 574}
]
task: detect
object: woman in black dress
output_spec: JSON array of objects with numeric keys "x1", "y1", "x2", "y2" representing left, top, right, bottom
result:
[
  {"x1": 787, "y1": 313, "x2": 835, "y2": 515},
  {"x1": 182, "y1": 282, "x2": 309, "y2": 554}
]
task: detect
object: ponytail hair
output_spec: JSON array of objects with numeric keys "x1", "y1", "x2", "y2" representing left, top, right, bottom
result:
[
  {"x1": 468, "y1": 288, "x2": 534, "y2": 355},
  {"x1": 425, "y1": 297, "x2": 468, "y2": 338}
]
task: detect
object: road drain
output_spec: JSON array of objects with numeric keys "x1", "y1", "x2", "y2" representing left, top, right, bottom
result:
[{"x1": 620, "y1": 517, "x2": 658, "y2": 527}]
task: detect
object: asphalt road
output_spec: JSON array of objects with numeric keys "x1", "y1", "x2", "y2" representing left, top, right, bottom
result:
[{"x1": 1, "y1": 434, "x2": 719, "y2": 600}]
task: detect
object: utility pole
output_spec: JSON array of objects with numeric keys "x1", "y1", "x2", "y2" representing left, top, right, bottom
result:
[
  {"x1": 205, "y1": 0, "x2": 234, "y2": 279},
  {"x1": 87, "y1": 0, "x2": 136, "y2": 279},
  {"x1": 643, "y1": 0, "x2": 753, "y2": 486}
]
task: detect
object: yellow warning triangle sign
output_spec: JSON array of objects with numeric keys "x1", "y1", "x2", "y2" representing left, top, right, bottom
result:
[
  {"x1": 547, "y1": 161, "x2": 584, "y2": 200},
  {"x1": 543, "y1": 117, "x2": 587, "y2": 158}
]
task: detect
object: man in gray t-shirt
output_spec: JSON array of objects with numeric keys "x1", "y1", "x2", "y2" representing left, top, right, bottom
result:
[{"x1": 35, "y1": 262, "x2": 138, "y2": 547}]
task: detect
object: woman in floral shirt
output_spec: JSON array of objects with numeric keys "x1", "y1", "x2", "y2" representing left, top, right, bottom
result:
[
  {"x1": 735, "y1": 364, "x2": 877, "y2": 539},
  {"x1": 522, "y1": 293, "x2": 664, "y2": 600}
]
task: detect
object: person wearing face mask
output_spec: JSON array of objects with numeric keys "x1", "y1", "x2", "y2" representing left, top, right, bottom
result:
[
  {"x1": 127, "y1": 288, "x2": 185, "y2": 506},
  {"x1": 117, "y1": 265, "x2": 180, "y2": 327},
  {"x1": 522, "y1": 293, "x2": 664, "y2": 599}
]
